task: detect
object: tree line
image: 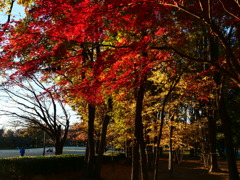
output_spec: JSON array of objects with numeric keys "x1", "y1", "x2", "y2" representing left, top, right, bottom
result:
[{"x1": 0, "y1": 126, "x2": 85, "y2": 149}]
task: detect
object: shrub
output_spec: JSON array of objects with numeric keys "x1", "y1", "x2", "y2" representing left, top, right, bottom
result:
[{"x1": 0, "y1": 154, "x2": 84, "y2": 179}]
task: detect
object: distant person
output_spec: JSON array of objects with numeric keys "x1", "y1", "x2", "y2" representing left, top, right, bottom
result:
[
  {"x1": 46, "y1": 148, "x2": 53, "y2": 153},
  {"x1": 20, "y1": 147, "x2": 25, "y2": 157}
]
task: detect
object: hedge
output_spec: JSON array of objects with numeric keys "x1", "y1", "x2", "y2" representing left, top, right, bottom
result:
[
  {"x1": 0, "y1": 153, "x2": 126, "y2": 179},
  {"x1": 0, "y1": 154, "x2": 84, "y2": 179}
]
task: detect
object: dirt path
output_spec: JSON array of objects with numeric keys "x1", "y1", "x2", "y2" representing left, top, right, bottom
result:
[
  {"x1": 101, "y1": 158, "x2": 238, "y2": 180},
  {"x1": 16, "y1": 158, "x2": 238, "y2": 180}
]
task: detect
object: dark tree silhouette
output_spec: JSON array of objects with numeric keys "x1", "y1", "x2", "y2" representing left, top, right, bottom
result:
[{"x1": 0, "y1": 76, "x2": 70, "y2": 155}]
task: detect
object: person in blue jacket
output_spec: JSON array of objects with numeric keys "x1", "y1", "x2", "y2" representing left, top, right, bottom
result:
[{"x1": 20, "y1": 147, "x2": 25, "y2": 156}]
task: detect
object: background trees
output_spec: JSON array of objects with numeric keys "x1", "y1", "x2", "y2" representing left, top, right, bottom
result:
[{"x1": 0, "y1": 127, "x2": 48, "y2": 149}]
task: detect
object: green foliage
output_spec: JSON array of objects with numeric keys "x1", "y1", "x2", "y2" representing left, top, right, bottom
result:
[{"x1": 0, "y1": 127, "x2": 52, "y2": 149}]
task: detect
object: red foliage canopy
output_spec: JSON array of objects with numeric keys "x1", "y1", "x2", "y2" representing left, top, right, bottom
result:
[
  {"x1": 0, "y1": 0, "x2": 170, "y2": 104},
  {"x1": 0, "y1": 0, "x2": 239, "y2": 103}
]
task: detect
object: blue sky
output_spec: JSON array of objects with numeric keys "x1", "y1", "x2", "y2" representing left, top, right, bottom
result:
[
  {"x1": 0, "y1": 3, "x2": 26, "y2": 129},
  {"x1": 0, "y1": 2, "x2": 25, "y2": 23},
  {"x1": 11, "y1": 3, "x2": 26, "y2": 19},
  {"x1": 0, "y1": 3, "x2": 80, "y2": 130}
]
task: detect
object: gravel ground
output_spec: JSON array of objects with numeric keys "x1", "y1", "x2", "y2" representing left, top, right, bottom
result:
[{"x1": 0, "y1": 146, "x2": 86, "y2": 158}]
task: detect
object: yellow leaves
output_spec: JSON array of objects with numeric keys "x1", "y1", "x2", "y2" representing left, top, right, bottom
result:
[
  {"x1": 0, "y1": 0, "x2": 12, "y2": 13},
  {"x1": 148, "y1": 69, "x2": 168, "y2": 85},
  {"x1": 102, "y1": 30, "x2": 142, "y2": 49},
  {"x1": 0, "y1": 0, "x2": 29, "y2": 18},
  {"x1": 17, "y1": 0, "x2": 33, "y2": 7}
]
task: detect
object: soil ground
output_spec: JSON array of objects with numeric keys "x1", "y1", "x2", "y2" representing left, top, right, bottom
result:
[
  {"x1": 100, "y1": 158, "x2": 239, "y2": 180},
  {"x1": 33, "y1": 158, "x2": 238, "y2": 180}
]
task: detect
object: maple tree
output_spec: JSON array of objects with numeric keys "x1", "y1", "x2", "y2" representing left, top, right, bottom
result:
[
  {"x1": 0, "y1": 0, "x2": 239, "y2": 180},
  {"x1": 146, "y1": 62, "x2": 192, "y2": 179},
  {"x1": 68, "y1": 122, "x2": 88, "y2": 145},
  {"x1": 66, "y1": 90, "x2": 115, "y2": 178},
  {"x1": 156, "y1": 2, "x2": 240, "y2": 178}
]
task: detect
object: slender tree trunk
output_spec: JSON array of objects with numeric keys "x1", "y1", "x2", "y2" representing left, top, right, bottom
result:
[
  {"x1": 213, "y1": 59, "x2": 239, "y2": 180},
  {"x1": 43, "y1": 132, "x2": 46, "y2": 156},
  {"x1": 207, "y1": 34, "x2": 221, "y2": 173},
  {"x1": 218, "y1": 88, "x2": 239, "y2": 180},
  {"x1": 146, "y1": 143, "x2": 154, "y2": 171},
  {"x1": 153, "y1": 92, "x2": 170, "y2": 180},
  {"x1": 207, "y1": 108, "x2": 220, "y2": 173},
  {"x1": 125, "y1": 140, "x2": 132, "y2": 159},
  {"x1": 168, "y1": 115, "x2": 174, "y2": 177},
  {"x1": 95, "y1": 98, "x2": 113, "y2": 179},
  {"x1": 153, "y1": 62, "x2": 187, "y2": 180},
  {"x1": 131, "y1": 140, "x2": 140, "y2": 180},
  {"x1": 95, "y1": 139, "x2": 100, "y2": 155},
  {"x1": 84, "y1": 104, "x2": 96, "y2": 178},
  {"x1": 175, "y1": 147, "x2": 181, "y2": 165},
  {"x1": 131, "y1": 83, "x2": 148, "y2": 180},
  {"x1": 139, "y1": 139, "x2": 148, "y2": 180}
]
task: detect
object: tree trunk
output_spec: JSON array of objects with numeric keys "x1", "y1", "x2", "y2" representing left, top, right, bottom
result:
[
  {"x1": 131, "y1": 140, "x2": 140, "y2": 180},
  {"x1": 55, "y1": 140, "x2": 64, "y2": 155},
  {"x1": 168, "y1": 116, "x2": 174, "y2": 177},
  {"x1": 153, "y1": 65, "x2": 185, "y2": 180},
  {"x1": 174, "y1": 147, "x2": 181, "y2": 165},
  {"x1": 125, "y1": 140, "x2": 132, "y2": 159},
  {"x1": 207, "y1": 109, "x2": 220, "y2": 173},
  {"x1": 131, "y1": 83, "x2": 148, "y2": 180},
  {"x1": 146, "y1": 145, "x2": 154, "y2": 171},
  {"x1": 153, "y1": 97, "x2": 167, "y2": 180},
  {"x1": 218, "y1": 88, "x2": 239, "y2": 180},
  {"x1": 207, "y1": 34, "x2": 221, "y2": 173},
  {"x1": 84, "y1": 103, "x2": 96, "y2": 178},
  {"x1": 95, "y1": 98, "x2": 113, "y2": 179},
  {"x1": 54, "y1": 126, "x2": 64, "y2": 155}
]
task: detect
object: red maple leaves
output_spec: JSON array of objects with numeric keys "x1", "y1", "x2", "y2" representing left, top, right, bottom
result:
[{"x1": 0, "y1": 0, "x2": 239, "y2": 104}]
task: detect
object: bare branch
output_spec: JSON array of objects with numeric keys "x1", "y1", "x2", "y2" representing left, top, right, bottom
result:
[
  {"x1": 0, "y1": 76, "x2": 71, "y2": 154},
  {"x1": 218, "y1": 0, "x2": 239, "y2": 19}
]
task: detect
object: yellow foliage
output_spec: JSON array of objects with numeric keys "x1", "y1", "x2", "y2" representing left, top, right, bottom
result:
[
  {"x1": 17, "y1": 0, "x2": 33, "y2": 7},
  {"x1": 0, "y1": 0, "x2": 32, "y2": 16}
]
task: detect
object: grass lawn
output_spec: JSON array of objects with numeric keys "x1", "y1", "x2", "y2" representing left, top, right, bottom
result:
[{"x1": 0, "y1": 146, "x2": 86, "y2": 158}]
